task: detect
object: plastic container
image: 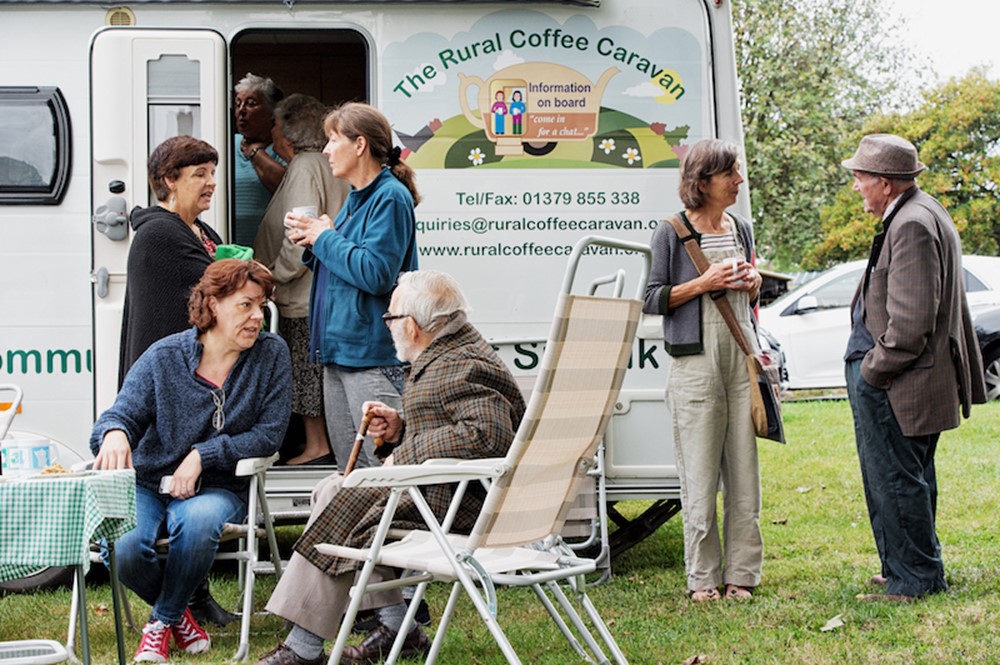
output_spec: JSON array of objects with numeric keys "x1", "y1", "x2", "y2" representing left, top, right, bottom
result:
[{"x1": 0, "y1": 434, "x2": 54, "y2": 477}]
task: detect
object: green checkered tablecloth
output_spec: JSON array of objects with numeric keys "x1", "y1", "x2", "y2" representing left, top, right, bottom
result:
[{"x1": 0, "y1": 469, "x2": 136, "y2": 583}]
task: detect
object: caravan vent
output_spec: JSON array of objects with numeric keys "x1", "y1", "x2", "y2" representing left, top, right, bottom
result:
[{"x1": 106, "y1": 7, "x2": 136, "y2": 27}]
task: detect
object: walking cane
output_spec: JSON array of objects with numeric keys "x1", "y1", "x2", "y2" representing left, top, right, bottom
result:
[{"x1": 344, "y1": 409, "x2": 383, "y2": 475}]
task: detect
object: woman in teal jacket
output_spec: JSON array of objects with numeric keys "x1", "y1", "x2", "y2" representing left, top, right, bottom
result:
[{"x1": 285, "y1": 102, "x2": 419, "y2": 472}]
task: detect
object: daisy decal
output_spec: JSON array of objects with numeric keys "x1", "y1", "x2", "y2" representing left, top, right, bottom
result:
[
  {"x1": 622, "y1": 148, "x2": 641, "y2": 165},
  {"x1": 468, "y1": 148, "x2": 485, "y2": 166},
  {"x1": 599, "y1": 138, "x2": 616, "y2": 155}
]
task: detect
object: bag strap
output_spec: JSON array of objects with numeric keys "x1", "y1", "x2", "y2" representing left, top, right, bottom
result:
[{"x1": 666, "y1": 215, "x2": 754, "y2": 357}]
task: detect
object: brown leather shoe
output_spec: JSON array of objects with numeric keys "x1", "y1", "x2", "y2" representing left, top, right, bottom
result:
[
  {"x1": 869, "y1": 574, "x2": 888, "y2": 585},
  {"x1": 253, "y1": 643, "x2": 325, "y2": 665},
  {"x1": 341, "y1": 623, "x2": 430, "y2": 664}
]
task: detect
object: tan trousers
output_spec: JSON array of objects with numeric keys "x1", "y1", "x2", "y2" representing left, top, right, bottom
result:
[
  {"x1": 667, "y1": 270, "x2": 763, "y2": 592},
  {"x1": 265, "y1": 474, "x2": 403, "y2": 640}
]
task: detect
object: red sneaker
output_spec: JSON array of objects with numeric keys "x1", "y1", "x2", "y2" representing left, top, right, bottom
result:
[
  {"x1": 171, "y1": 608, "x2": 211, "y2": 654},
  {"x1": 135, "y1": 619, "x2": 171, "y2": 663}
]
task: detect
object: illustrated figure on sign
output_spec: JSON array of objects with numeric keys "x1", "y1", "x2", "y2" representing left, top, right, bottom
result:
[
  {"x1": 509, "y1": 90, "x2": 526, "y2": 135},
  {"x1": 491, "y1": 90, "x2": 508, "y2": 135}
]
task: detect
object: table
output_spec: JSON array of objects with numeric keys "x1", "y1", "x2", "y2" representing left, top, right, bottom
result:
[{"x1": 0, "y1": 470, "x2": 136, "y2": 665}]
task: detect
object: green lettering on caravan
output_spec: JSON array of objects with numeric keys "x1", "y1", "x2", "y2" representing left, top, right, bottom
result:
[{"x1": 1, "y1": 348, "x2": 92, "y2": 375}]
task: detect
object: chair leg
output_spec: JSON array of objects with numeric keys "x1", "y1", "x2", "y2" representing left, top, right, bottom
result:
[
  {"x1": 329, "y1": 490, "x2": 406, "y2": 665},
  {"x1": 426, "y1": 582, "x2": 462, "y2": 665},
  {"x1": 530, "y1": 583, "x2": 592, "y2": 662},
  {"x1": 257, "y1": 478, "x2": 283, "y2": 581},
  {"x1": 545, "y1": 573, "x2": 629, "y2": 665},
  {"x1": 543, "y1": 580, "x2": 608, "y2": 664},
  {"x1": 575, "y1": 588, "x2": 629, "y2": 665},
  {"x1": 234, "y1": 476, "x2": 262, "y2": 661},
  {"x1": 232, "y1": 550, "x2": 255, "y2": 661},
  {"x1": 451, "y1": 564, "x2": 522, "y2": 664}
]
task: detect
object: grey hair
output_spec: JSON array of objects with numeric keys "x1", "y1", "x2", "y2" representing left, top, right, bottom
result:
[
  {"x1": 234, "y1": 72, "x2": 284, "y2": 113},
  {"x1": 394, "y1": 270, "x2": 470, "y2": 337},
  {"x1": 274, "y1": 94, "x2": 329, "y2": 152}
]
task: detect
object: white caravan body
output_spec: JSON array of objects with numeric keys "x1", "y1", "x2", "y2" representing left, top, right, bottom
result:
[{"x1": 0, "y1": 0, "x2": 748, "y2": 516}]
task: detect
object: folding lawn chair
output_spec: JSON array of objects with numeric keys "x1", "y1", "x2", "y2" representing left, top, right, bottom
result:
[
  {"x1": 316, "y1": 235, "x2": 648, "y2": 664},
  {"x1": 66, "y1": 452, "x2": 283, "y2": 661}
]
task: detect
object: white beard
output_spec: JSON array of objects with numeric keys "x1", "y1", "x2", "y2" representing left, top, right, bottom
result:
[{"x1": 391, "y1": 323, "x2": 418, "y2": 363}]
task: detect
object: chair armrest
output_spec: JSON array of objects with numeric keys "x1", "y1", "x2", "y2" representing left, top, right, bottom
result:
[
  {"x1": 421, "y1": 457, "x2": 505, "y2": 467},
  {"x1": 235, "y1": 452, "x2": 280, "y2": 477},
  {"x1": 344, "y1": 458, "x2": 508, "y2": 489},
  {"x1": 75, "y1": 454, "x2": 278, "y2": 477}
]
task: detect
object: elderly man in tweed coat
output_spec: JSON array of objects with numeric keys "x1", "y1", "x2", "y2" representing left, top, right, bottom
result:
[
  {"x1": 842, "y1": 134, "x2": 986, "y2": 602},
  {"x1": 255, "y1": 270, "x2": 526, "y2": 665}
]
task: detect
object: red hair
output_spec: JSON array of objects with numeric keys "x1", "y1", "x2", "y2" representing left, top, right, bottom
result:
[{"x1": 188, "y1": 259, "x2": 275, "y2": 333}]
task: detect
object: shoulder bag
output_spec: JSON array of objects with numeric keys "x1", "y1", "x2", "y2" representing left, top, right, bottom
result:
[{"x1": 666, "y1": 215, "x2": 785, "y2": 443}]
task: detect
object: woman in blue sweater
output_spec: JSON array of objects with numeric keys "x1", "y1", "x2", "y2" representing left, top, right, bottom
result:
[
  {"x1": 284, "y1": 102, "x2": 419, "y2": 472},
  {"x1": 91, "y1": 259, "x2": 291, "y2": 663}
]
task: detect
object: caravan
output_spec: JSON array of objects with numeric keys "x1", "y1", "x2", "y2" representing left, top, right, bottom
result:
[{"x1": 0, "y1": 0, "x2": 749, "y2": 584}]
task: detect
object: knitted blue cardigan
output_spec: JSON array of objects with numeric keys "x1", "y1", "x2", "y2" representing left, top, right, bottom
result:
[{"x1": 91, "y1": 328, "x2": 292, "y2": 495}]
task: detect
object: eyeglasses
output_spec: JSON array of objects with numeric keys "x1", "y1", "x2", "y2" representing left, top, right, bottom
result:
[
  {"x1": 234, "y1": 98, "x2": 260, "y2": 111},
  {"x1": 211, "y1": 388, "x2": 226, "y2": 432},
  {"x1": 381, "y1": 312, "x2": 410, "y2": 328}
]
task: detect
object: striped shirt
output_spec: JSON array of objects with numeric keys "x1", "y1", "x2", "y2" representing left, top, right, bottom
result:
[{"x1": 700, "y1": 231, "x2": 739, "y2": 254}]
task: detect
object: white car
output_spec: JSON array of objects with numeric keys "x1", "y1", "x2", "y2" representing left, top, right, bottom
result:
[{"x1": 758, "y1": 255, "x2": 1000, "y2": 390}]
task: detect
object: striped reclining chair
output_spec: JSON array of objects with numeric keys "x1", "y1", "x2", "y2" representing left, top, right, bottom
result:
[{"x1": 317, "y1": 236, "x2": 647, "y2": 664}]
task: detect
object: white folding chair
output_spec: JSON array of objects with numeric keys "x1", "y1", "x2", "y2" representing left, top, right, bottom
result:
[
  {"x1": 67, "y1": 452, "x2": 283, "y2": 661},
  {"x1": 317, "y1": 236, "x2": 647, "y2": 664}
]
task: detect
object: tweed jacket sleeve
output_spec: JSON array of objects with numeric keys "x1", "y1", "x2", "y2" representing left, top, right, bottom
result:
[{"x1": 861, "y1": 215, "x2": 941, "y2": 388}]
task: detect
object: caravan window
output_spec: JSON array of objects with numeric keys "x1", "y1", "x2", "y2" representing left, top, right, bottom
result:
[{"x1": 0, "y1": 87, "x2": 71, "y2": 205}]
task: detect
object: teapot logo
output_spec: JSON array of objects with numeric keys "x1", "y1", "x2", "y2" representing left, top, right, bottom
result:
[{"x1": 459, "y1": 63, "x2": 619, "y2": 155}]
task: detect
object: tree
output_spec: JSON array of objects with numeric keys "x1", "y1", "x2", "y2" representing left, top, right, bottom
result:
[
  {"x1": 806, "y1": 71, "x2": 1000, "y2": 268},
  {"x1": 732, "y1": 0, "x2": 916, "y2": 268}
]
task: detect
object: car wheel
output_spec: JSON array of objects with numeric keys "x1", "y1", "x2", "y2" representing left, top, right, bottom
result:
[
  {"x1": 0, "y1": 566, "x2": 76, "y2": 594},
  {"x1": 984, "y1": 346, "x2": 1000, "y2": 401}
]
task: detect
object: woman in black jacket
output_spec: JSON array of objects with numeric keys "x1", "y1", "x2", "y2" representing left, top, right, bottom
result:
[{"x1": 119, "y1": 135, "x2": 223, "y2": 384}]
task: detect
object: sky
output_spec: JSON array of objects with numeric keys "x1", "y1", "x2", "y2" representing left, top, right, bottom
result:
[{"x1": 889, "y1": 0, "x2": 998, "y2": 81}]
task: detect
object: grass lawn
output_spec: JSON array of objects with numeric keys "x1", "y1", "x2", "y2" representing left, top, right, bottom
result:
[{"x1": 1, "y1": 400, "x2": 998, "y2": 664}]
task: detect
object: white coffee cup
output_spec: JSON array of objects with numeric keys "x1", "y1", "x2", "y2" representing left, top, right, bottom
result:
[{"x1": 286, "y1": 206, "x2": 317, "y2": 229}]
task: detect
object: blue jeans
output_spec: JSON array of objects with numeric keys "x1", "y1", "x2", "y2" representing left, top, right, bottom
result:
[
  {"x1": 846, "y1": 359, "x2": 946, "y2": 597},
  {"x1": 115, "y1": 485, "x2": 246, "y2": 624}
]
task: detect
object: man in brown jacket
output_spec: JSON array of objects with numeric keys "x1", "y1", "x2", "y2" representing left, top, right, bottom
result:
[
  {"x1": 842, "y1": 134, "x2": 986, "y2": 601},
  {"x1": 254, "y1": 270, "x2": 526, "y2": 665}
]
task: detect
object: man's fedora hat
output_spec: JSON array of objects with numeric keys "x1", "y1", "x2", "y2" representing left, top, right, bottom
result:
[{"x1": 841, "y1": 133, "x2": 926, "y2": 178}]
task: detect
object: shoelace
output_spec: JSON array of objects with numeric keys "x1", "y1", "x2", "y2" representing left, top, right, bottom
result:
[
  {"x1": 139, "y1": 621, "x2": 169, "y2": 649},
  {"x1": 174, "y1": 616, "x2": 203, "y2": 642}
]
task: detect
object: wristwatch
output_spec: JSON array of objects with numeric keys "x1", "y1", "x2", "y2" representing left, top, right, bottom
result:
[{"x1": 247, "y1": 146, "x2": 261, "y2": 161}]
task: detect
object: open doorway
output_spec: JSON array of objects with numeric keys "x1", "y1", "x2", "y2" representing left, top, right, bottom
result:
[{"x1": 230, "y1": 28, "x2": 369, "y2": 464}]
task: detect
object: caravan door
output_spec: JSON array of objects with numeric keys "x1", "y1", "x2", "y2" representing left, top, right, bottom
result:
[{"x1": 90, "y1": 28, "x2": 227, "y2": 414}]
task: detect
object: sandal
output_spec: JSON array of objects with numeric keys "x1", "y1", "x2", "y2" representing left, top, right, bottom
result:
[
  {"x1": 725, "y1": 584, "x2": 753, "y2": 599},
  {"x1": 690, "y1": 588, "x2": 721, "y2": 602}
]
